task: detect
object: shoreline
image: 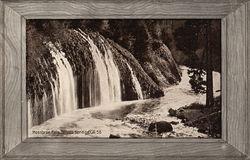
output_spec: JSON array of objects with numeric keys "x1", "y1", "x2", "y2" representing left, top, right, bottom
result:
[{"x1": 168, "y1": 96, "x2": 221, "y2": 138}]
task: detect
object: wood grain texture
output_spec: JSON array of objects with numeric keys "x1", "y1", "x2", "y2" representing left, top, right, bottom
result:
[
  {"x1": 3, "y1": 0, "x2": 246, "y2": 19},
  {"x1": 0, "y1": 0, "x2": 4, "y2": 158},
  {"x1": 226, "y1": 4, "x2": 248, "y2": 154},
  {"x1": 2, "y1": 0, "x2": 249, "y2": 3},
  {"x1": 4, "y1": 5, "x2": 22, "y2": 154},
  {"x1": 1, "y1": 158, "x2": 249, "y2": 160},
  {"x1": 247, "y1": 1, "x2": 250, "y2": 158},
  {"x1": 1, "y1": 156, "x2": 248, "y2": 160},
  {"x1": 21, "y1": 17, "x2": 26, "y2": 142},
  {"x1": 3, "y1": 142, "x2": 246, "y2": 159},
  {"x1": 0, "y1": 0, "x2": 250, "y2": 159}
]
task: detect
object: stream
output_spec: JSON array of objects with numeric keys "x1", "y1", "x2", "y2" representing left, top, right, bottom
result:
[{"x1": 30, "y1": 66, "x2": 220, "y2": 138}]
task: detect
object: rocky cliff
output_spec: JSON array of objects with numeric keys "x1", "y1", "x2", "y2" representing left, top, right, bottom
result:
[{"x1": 27, "y1": 20, "x2": 181, "y2": 126}]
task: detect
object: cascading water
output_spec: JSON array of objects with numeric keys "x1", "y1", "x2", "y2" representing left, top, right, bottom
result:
[
  {"x1": 42, "y1": 93, "x2": 48, "y2": 122},
  {"x1": 77, "y1": 29, "x2": 122, "y2": 105},
  {"x1": 29, "y1": 30, "x2": 147, "y2": 127},
  {"x1": 47, "y1": 42, "x2": 77, "y2": 116},
  {"x1": 50, "y1": 81, "x2": 57, "y2": 117},
  {"x1": 101, "y1": 41, "x2": 122, "y2": 102},
  {"x1": 126, "y1": 63, "x2": 144, "y2": 100}
]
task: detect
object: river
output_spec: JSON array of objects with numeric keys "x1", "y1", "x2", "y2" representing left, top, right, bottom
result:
[{"x1": 30, "y1": 66, "x2": 220, "y2": 138}]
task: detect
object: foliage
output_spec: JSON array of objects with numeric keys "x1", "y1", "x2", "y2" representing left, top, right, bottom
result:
[
  {"x1": 174, "y1": 20, "x2": 207, "y2": 54},
  {"x1": 26, "y1": 21, "x2": 57, "y2": 99},
  {"x1": 187, "y1": 68, "x2": 206, "y2": 94},
  {"x1": 173, "y1": 20, "x2": 221, "y2": 72}
]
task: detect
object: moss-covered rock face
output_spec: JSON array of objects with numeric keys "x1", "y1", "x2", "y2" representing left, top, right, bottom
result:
[
  {"x1": 140, "y1": 41, "x2": 181, "y2": 87},
  {"x1": 106, "y1": 38, "x2": 165, "y2": 100},
  {"x1": 27, "y1": 25, "x2": 181, "y2": 126},
  {"x1": 57, "y1": 29, "x2": 95, "y2": 75}
]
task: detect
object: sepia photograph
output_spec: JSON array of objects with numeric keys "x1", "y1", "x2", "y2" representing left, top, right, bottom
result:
[{"x1": 27, "y1": 19, "x2": 221, "y2": 138}]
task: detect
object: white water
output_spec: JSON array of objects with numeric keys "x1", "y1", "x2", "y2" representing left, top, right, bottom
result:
[
  {"x1": 30, "y1": 66, "x2": 221, "y2": 138},
  {"x1": 102, "y1": 43, "x2": 122, "y2": 102},
  {"x1": 77, "y1": 29, "x2": 122, "y2": 105},
  {"x1": 48, "y1": 42, "x2": 77, "y2": 116},
  {"x1": 42, "y1": 93, "x2": 48, "y2": 122},
  {"x1": 29, "y1": 31, "x2": 151, "y2": 127},
  {"x1": 50, "y1": 81, "x2": 58, "y2": 117},
  {"x1": 126, "y1": 62, "x2": 144, "y2": 100},
  {"x1": 30, "y1": 31, "x2": 127, "y2": 127}
]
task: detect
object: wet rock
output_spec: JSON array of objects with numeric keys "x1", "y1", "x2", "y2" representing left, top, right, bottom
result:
[
  {"x1": 179, "y1": 109, "x2": 185, "y2": 112},
  {"x1": 168, "y1": 108, "x2": 176, "y2": 116},
  {"x1": 170, "y1": 97, "x2": 222, "y2": 138},
  {"x1": 109, "y1": 134, "x2": 121, "y2": 139},
  {"x1": 181, "y1": 119, "x2": 187, "y2": 123},
  {"x1": 148, "y1": 121, "x2": 173, "y2": 134},
  {"x1": 177, "y1": 113, "x2": 186, "y2": 120},
  {"x1": 170, "y1": 121, "x2": 179, "y2": 125}
]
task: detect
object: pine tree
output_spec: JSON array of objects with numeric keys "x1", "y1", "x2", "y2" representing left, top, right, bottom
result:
[
  {"x1": 174, "y1": 20, "x2": 215, "y2": 107},
  {"x1": 205, "y1": 20, "x2": 214, "y2": 107}
]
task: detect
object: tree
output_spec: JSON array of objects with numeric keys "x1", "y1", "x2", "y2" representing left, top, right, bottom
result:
[
  {"x1": 174, "y1": 20, "x2": 214, "y2": 107},
  {"x1": 187, "y1": 68, "x2": 206, "y2": 94},
  {"x1": 205, "y1": 20, "x2": 214, "y2": 107}
]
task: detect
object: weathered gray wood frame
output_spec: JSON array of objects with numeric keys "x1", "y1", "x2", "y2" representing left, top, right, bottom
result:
[{"x1": 0, "y1": 0, "x2": 249, "y2": 159}]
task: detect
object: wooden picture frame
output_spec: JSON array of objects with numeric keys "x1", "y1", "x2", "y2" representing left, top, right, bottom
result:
[{"x1": 0, "y1": 0, "x2": 249, "y2": 159}]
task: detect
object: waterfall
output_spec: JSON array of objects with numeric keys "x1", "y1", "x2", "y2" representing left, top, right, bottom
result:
[
  {"x1": 47, "y1": 42, "x2": 77, "y2": 116},
  {"x1": 126, "y1": 63, "x2": 144, "y2": 100},
  {"x1": 77, "y1": 29, "x2": 122, "y2": 105},
  {"x1": 42, "y1": 93, "x2": 48, "y2": 122},
  {"x1": 50, "y1": 81, "x2": 57, "y2": 117},
  {"x1": 29, "y1": 30, "x2": 148, "y2": 127},
  {"x1": 101, "y1": 42, "x2": 122, "y2": 102}
]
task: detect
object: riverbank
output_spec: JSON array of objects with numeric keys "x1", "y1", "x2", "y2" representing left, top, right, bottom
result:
[
  {"x1": 168, "y1": 96, "x2": 221, "y2": 138},
  {"x1": 29, "y1": 66, "x2": 220, "y2": 138}
]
